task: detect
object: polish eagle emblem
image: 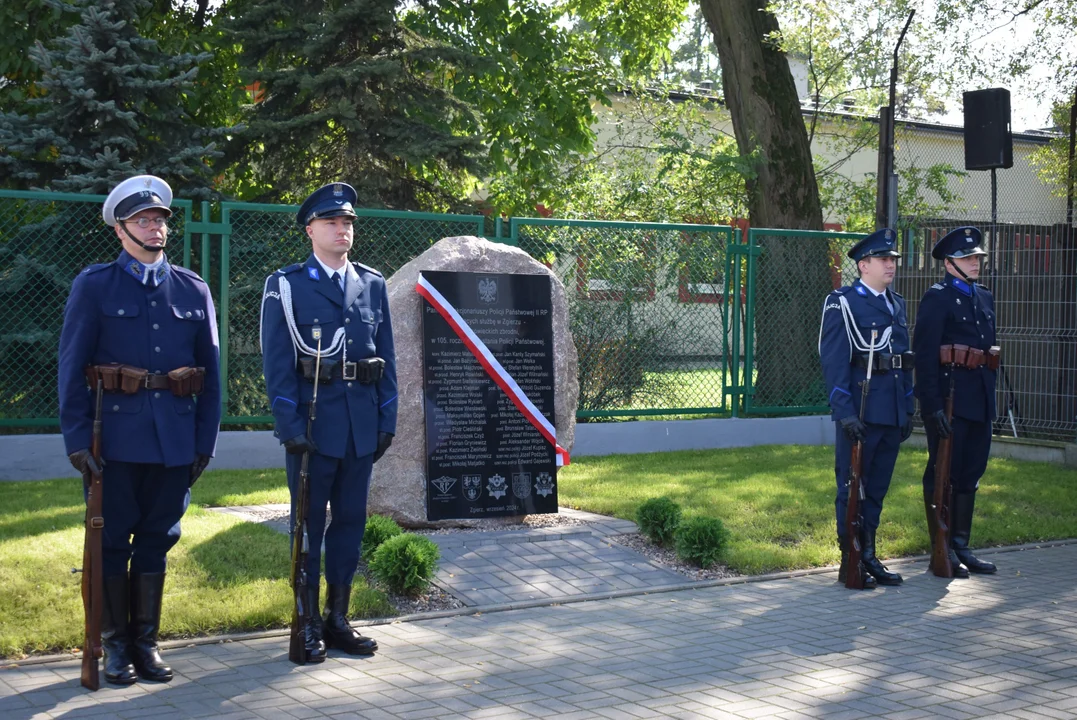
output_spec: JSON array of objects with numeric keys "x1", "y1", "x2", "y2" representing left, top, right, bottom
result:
[{"x1": 478, "y1": 277, "x2": 497, "y2": 303}]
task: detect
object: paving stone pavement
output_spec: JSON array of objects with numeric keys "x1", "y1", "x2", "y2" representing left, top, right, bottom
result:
[{"x1": 2, "y1": 539, "x2": 1076, "y2": 720}]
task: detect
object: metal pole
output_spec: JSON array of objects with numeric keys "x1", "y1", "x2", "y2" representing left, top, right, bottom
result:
[
  {"x1": 991, "y1": 167, "x2": 998, "y2": 283},
  {"x1": 1067, "y1": 85, "x2": 1076, "y2": 226},
  {"x1": 876, "y1": 11, "x2": 915, "y2": 230}
]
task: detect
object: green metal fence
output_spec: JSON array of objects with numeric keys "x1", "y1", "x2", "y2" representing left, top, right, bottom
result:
[
  {"x1": 5, "y1": 189, "x2": 869, "y2": 429},
  {"x1": 729, "y1": 227, "x2": 867, "y2": 417}
]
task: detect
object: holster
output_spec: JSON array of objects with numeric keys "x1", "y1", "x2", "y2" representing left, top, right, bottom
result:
[
  {"x1": 940, "y1": 344, "x2": 1000, "y2": 370},
  {"x1": 299, "y1": 358, "x2": 337, "y2": 385}
]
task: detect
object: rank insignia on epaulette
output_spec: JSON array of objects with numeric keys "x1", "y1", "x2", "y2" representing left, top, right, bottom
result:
[{"x1": 308, "y1": 266, "x2": 320, "y2": 280}]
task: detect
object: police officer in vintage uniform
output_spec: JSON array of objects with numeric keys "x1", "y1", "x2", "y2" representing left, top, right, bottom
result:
[
  {"x1": 260, "y1": 182, "x2": 397, "y2": 661},
  {"x1": 58, "y1": 175, "x2": 221, "y2": 684},
  {"x1": 913, "y1": 226, "x2": 998, "y2": 576},
  {"x1": 818, "y1": 228, "x2": 914, "y2": 590}
]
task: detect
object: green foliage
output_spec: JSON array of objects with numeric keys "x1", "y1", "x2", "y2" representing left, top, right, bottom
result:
[
  {"x1": 222, "y1": 0, "x2": 488, "y2": 208},
  {"x1": 0, "y1": 0, "x2": 230, "y2": 197},
  {"x1": 369, "y1": 533, "x2": 441, "y2": 597},
  {"x1": 674, "y1": 516, "x2": 730, "y2": 568},
  {"x1": 635, "y1": 496, "x2": 682, "y2": 547},
  {"x1": 362, "y1": 514, "x2": 404, "y2": 562}
]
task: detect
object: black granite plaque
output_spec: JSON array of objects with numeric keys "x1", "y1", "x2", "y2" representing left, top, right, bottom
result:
[{"x1": 421, "y1": 271, "x2": 557, "y2": 521}]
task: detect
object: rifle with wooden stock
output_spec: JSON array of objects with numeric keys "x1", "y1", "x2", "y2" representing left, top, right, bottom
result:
[
  {"x1": 844, "y1": 330, "x2": 877, "y2": 590},
  {"x1": 77, "y1": 380, "x2": 105, "y2": 690},
  {"x1": 931, "y1": 344, "x2": 962, "y2": 578},
  {"x1": 289, "y1": 326, "x2": 322, "y2": 665}
]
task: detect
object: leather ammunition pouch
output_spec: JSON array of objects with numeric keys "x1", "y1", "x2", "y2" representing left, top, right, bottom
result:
[
  {"x1": 940, "y1": 344, "x2": 1000, "y2": 370},
  {"x1": 299, "y1": 357, "x2": 385, "y2": 385},
  {"x1": 85, "y1": 364, "x2": 205, "y2": 397},
  {"x1": 854, "y1": 351, "x2": 915, "y2": 371}
]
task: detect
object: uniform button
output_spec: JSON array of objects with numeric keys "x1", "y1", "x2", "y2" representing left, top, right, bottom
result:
[
  {"x1": 345, "y1": 318, "x2": 351, "y2": 324},
  {"x1": 155, "y1": 347, "x2": 161, "y2": 352},
  {"x1": 117, "y1": 309, "x2": 125, "y2": 316},
  {"x1": 348, "y1": 339, "x2": 353, "y2": 345},
  {"x1": 112, "y1": 405, "x2": 119, "y2": 411},
  {"x1": 154, "y1": 392, "x2": 161, "y2": 399},
  {"x1": 185, "y1": 311, "x2": 192, "y2": 318},
  {"x1": 313, "y1": 318, "x2": 319, "y2": 323},
  {"x1": 151, "y1": 301, "x2": 157, "y2": 307},
  {"x1": 347, "y1": 382, "x2": 353, "y2": 388},
  {"x1": 153, "y1": 323, "x2": 159, "y2": 330}
]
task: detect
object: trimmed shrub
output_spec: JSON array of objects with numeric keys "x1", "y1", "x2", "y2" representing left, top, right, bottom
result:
[
  {"x1": 369, "y1": 533, "x2": 440, "y2": 596},
  {"x1": 635, "y1": 496, "x2": 682, "y2": 547},
  {"x1": 361, "y1": 514, "x2": 403, "y2": 561},
  {"x1": 674, "y1": 517, "x2": 730, "y2": 568}
]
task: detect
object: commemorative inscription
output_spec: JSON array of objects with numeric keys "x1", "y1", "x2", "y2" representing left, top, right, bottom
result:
[{"x1": 421, "y1": 271, "x2": 556, "y2": 521}]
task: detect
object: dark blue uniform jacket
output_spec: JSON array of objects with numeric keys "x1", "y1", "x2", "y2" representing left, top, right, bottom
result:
[
  {"x1": 913, "y1": 274, "x2": 997, "y2": 422},
  {"x1": 819, "y1": 279, "x2": 914, "y2": 426},
  {"x1": 58, "y1": 250, "x2": 221, "y2": 467},
  {"x1": 260, "y1": 255, "x2": 398, "y2": 459}
]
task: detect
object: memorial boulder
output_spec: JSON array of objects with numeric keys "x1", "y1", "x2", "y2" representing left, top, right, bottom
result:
[{"x1": 369, "y1": 236, "x2": 578, "y2": 527}]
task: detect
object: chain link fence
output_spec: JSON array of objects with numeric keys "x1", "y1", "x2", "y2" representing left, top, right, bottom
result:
[
  {"x1": 510, "y1": 218, "x2": 734, "y2": 419},
  {"x1": 0, "y1": 191, "x2": 192, "y2": 428}
]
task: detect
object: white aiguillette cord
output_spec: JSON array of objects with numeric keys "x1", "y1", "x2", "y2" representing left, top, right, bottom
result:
[{"x1": 278, "y1": 275, "x2": 347, "y2": 360}]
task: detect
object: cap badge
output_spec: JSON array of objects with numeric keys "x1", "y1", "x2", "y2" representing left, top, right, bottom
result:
[
  {"x1": 884, "y1": 230, "x2": 893, "y2": 240},
  {"x1": 965, "y1": 228, "x2": 972, "y2": 236},
  {"x1": 143, "y1": 178, "x2": 152, "y2": 188},
  {"x1": 332, "y1": 183, "x2": 343, "y2": 196}
]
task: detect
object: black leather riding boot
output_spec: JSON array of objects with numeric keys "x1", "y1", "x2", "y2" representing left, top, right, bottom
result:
[
  {"x1": 951, "y1": 491, "x2": 997, "y2": 574},
  {"x1": 102, "y1": 574, "x2": 137, "y2": 685},
  {"x1": 860, "y1": 527, "x2": 903, "y2": 585},
  {"x1": 304, "y1": 584, "x2": 327, "y2": 663},
  {"x1": 923, "y1": 490, "x2": 968, "y2": 578},
  {"x1": 323, "y1": 584, "x2": 377, "y2": 655},
  {"x1": 129, "y1": 572, "x2": 173, "y2": 682},
  {"x1": 837, "y1": 536, "x2": 876, "y2": 590}
]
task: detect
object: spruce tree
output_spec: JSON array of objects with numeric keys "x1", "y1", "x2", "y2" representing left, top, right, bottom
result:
[
  {"x1": 0, "y1": 0, "x2": 229, "y2": 197},
  {"x1": 223, "y1": 0, "x2": 487, "y2": 209}
]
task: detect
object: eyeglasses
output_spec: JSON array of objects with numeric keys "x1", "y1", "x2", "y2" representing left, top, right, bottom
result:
[{"x1": 124, "y1": 217, "x2": 168, "y2": 229}]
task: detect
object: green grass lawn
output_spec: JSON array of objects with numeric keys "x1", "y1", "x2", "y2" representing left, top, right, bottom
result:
[{"x1": 2, "y1": 444, "x2": 1074, "y2": 658}]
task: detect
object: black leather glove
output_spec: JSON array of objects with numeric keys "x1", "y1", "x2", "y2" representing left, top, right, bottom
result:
[
  {"x1": 838, "y1": 416, "x2": 866, "y2": 443},
  {"x1": 284, "y1": 434, "x2": 318, "y2": 455},
  {"x1": 190, "y1": 454, "x2": 211, "y2": 487},
  {"x1": 69, "y1": 449, "x2": 103, "y2": 477},
  {"x1": 929, "y1": 409, "x2": 952, "y2": 439},
  {"x1": 900, "y1": 416, "x2": 913, "y2": 442},
  {"x1": 373, "y1": 432, "x2": 394, "y2": 462}
]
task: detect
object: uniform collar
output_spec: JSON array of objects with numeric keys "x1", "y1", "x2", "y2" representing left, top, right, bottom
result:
[
  {"x1": 310, "y1": 253, "x2": 356, "y2": 284},
  {"x1": 117, "y1": 249, "x2": 170, "y2": 287},
  {"x1": 945, "y1": 273, "x2": 973, "y2": 296}
]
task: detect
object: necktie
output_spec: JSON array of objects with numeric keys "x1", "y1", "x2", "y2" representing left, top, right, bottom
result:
[{"x1": 331, "y1": 272, "x2": 344, "y2": 294}]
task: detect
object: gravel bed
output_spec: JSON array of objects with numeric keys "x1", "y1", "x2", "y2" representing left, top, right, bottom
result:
[
  {"x1": 410, "y1": 513, "x2": 589, "y2": 535},
  {"x1": 608, "y1": 533, "x2": 740, "y2": 581}
]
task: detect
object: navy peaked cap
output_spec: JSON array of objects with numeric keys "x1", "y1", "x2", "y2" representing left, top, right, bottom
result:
[
  {"x1": 297, "y1": 182, "x2": 358, "y2": 227},
  {"x1": 932, "y1": 226, "x2": 987, "y2": 260},
  {"x1": 847, "y1": 228, "x2": 900, "y2": 261}
]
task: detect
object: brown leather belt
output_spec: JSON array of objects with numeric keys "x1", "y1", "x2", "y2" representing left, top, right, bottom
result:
[
  {"x1": 84, "y1": 364, "x2": 206, "y2": 397},
  {"x1": 939, "y1": 344, "x2": 1000, "y2": 370}
]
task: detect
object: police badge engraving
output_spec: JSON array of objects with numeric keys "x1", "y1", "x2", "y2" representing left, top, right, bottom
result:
[
  {"x1": 430, "y1": 476, "x2": 457, "y2": 502},
  {"x1": 487, "y1": 474, "x2": 507, "y2": 500},
  {"x1": 512, "y1": 472, "x2": 531, "y2": 500},
  {"x1": 534, "y1": 472, "x2": 555, "y2": 498}
]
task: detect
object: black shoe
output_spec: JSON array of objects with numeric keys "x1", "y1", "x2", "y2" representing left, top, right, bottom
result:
[
  {"x1": 923, "y1": 490, "x2": 969, "y2": 579},
  {"x1": 324, "y1": 584, "x2": 377, "y2": 655},
  {"x1": 102, "y1": 574, "x2": 137, "y2": 685},
  {"x1": 861, "y1": 528, "x2": 903, "y2": 586},
  {"x1": 303, "y1": 585, "x2": 327, "y2": 664},
  {"x1": 837, "y1": 536, "x2": 877, "y2": 590},
  {"x1": 951, "y1": 492, "x2": 998, "y2": 574},
  {"x1": 129, "y1": 573, "x2": 173, "y2": 682}
]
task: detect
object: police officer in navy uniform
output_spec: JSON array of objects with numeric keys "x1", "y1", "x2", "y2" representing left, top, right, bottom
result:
[
  {"x1": 58, "y1": 175, "x2": 221, "y2": 684},
  {"x1": 914, "y1": 227, "x2": 998, "y2": 576},
  {"x1": 260, "y1": 182, "x2": 397, "y2": 661},
  {"x1": 819, "y1": 228, "x2": 913, "y2": 589}
]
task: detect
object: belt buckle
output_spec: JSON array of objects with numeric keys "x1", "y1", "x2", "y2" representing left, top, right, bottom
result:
[
  {"x1": 891, "y1": 355, "x2": 902, "y2": 370},
  {"x1": 144, "y1": 374, "x2": 152, "y2": 389},
  {"x1": 342, "y1": 362, "x2": 357, "y2": 381}
]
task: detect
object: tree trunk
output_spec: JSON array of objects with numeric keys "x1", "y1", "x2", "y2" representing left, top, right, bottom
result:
[{"x1": 700, "y1": 0, "x2": 832, "y2": 411}]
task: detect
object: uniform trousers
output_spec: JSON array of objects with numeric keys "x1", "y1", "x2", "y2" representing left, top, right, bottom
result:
[
  {"x1": 922, "y1": 416, "x2": 992, "y2": 494},
  {"x1": 834, "y1": 423, "x2": 901, "y2": 537},
  {"x1": 97, "y1": 461, "x2": 191, "y2": 576},
  {"x1": 286, "y1": 438, "x2": 373, "y2": 586}
]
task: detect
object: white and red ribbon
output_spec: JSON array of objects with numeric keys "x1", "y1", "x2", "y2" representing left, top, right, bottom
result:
[{"x1": 417, "y1": 273, "x2": 569, "y2": 467}]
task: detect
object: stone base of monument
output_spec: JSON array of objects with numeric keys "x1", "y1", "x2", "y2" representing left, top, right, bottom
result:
[{"x1": 369, "y1": 236, "x2": 579, "y2": 528}]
